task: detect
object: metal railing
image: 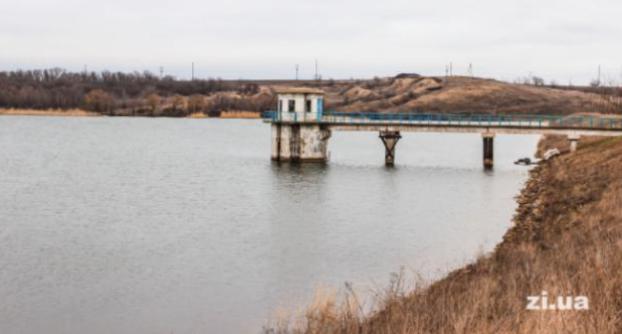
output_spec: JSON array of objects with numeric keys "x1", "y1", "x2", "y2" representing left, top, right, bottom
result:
[{"x1": 262, "y1": 111, "x2": 622, "y2": 130}]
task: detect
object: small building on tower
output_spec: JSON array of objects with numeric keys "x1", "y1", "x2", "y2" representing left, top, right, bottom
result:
[
  {"x1": 274, "y1": 87, "x2": 324, "y2": 122},
  {"x1": 270, "y1": 87, "x2": 330, "y2": 162}
]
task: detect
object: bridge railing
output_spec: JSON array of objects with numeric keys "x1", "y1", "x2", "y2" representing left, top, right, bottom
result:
[{"x1": 262, "y1": 111, "x2": 622, "y2": 130}]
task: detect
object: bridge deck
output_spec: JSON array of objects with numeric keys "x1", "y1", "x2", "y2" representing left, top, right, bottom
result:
[{"x1": 264, "y1": 111, "x2": 622, "y2": 136}]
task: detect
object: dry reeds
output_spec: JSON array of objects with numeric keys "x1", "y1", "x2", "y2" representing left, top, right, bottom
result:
[{"x1": 0, "y1": 108, "x2": 99, "y2": 117}]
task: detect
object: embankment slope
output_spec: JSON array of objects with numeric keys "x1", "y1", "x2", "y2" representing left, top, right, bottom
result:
[{"x1": 272, "y1": 136, "x2": 622, "y2": 333}]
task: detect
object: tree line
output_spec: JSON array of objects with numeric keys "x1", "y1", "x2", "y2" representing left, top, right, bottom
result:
[{"x1": 0, "y1": 68, "x2": 272, "y2": 116}]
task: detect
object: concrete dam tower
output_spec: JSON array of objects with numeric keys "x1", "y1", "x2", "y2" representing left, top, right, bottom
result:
[{"x1": 271, "y1": 88, "x2": 331, "y2": 162}]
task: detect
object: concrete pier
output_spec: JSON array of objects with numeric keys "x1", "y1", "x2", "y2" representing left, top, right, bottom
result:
[
  {"x1": 271, "y1": 123, "x2": 331, "y2": 162},
  {"x1": 482, "y1": 132, "x2": 495, "y2": 169},
  {"x1": 568, "y1": 134, "x2": 580, "y2": 153},
  {"x1": 271, "y1": 123, "x2": 282, "y2": 161},
  {"x1": 379, "y1": 130, "x2": 402, "y2": 166}
]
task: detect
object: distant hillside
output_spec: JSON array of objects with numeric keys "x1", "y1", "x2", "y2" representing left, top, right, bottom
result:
[
  {"x1": 300, "y1": 76, "x2": 622, "y2": 115},
  {"x1": 1, "y1": 69, "x2": 621, "y2": 116}
]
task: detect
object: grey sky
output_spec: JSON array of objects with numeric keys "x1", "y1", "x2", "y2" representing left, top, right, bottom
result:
[{"x1": 1, "y1": 0, "x2": 621, "y2": 83}]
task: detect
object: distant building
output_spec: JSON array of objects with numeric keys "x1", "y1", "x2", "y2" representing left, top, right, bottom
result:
[{"x1": 274, "y1": 87, "x2": 324, "y2": 122}]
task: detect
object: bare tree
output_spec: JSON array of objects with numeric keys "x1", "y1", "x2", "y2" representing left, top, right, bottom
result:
[{"x1": 84, "y1": 89, "x2": 113, "y2": 114}]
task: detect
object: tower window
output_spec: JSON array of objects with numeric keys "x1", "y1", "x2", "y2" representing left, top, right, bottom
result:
[
  {"x1": 305, "y1": 100, "x2": 312, "y2": 113},
  {"x1": 288, "y1": 100, "x2": 296, "y2": 112}
]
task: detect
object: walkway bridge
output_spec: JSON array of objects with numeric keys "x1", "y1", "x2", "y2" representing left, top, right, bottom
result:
[
  {"x1": 264, "y1": 88, "x2": 622, "y2": 168},
  {"x1": 265, "y1": 111, "x2": 622, "y2": 168}
]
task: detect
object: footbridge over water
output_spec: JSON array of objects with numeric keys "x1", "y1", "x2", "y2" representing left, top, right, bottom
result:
[{"x1": 265, "y1": 89, "x2": 622, "y2": 168}]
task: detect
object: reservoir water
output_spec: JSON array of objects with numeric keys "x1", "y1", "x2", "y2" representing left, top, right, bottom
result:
[{"x1": 0, "y1": 117, "x2": 538, "y2": 334}]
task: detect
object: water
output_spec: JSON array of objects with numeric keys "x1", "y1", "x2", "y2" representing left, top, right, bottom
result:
[{"x1": 0, "y1": 117, "x2": 538, "y2": 334}]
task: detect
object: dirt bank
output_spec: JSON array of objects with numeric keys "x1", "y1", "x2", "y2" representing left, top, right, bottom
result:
[{"x1": 268, "y1": 135, "x2": 622, "y2": 333}]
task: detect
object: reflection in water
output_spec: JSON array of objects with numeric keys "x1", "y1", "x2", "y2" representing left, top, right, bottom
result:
[{"x1": 0, "y1": 117, "x2": 539, "y2": 334}]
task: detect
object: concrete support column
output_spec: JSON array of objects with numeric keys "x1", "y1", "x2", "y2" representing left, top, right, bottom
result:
[
  {"x1": 277, "y1": 125, "x2": 293, "y2": 161},
  {"x1": 379, "y1": 130, "x2": 402, "y2": 166},
  {"x1": 271, "y1": 123, "x2": 281, "y2": 161},
  {"x1": 482, "y1": 132, "x2": 495, "y2": 170},
  {"x1": 271, "y1": 123, "x2": 331, "y2": 162},
  {"x1": 298, "y1": 124, "x2": 331, "y2": 162},
  {"x1": 568, "y1": 134, "x2": 580, "y2": 153}
]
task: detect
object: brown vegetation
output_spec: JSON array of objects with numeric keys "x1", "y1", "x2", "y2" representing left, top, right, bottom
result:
[
  {"x1": 266, "y1": 136, "x2": 622, "y2": 333},
  {"x1": 3, "y1": 69, "x2": 622, "y2": 118},
  {"x1": 0, "y1": 108, "x2": 99, "y2": 117},
  {"x1": 219, "y1": 110, "x2": 262, "y2": 119},
  {"x1": 0, "y1": 69, "x2": 272, "y2": 117}
]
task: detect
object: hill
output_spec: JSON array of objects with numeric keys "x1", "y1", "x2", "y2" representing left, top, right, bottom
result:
[
  {"x1": 1, "y1": 69, "x2": 621, "y2": 116},
  {"x1": 309, "y1": 76, "x2": 620, "y2": 115}
]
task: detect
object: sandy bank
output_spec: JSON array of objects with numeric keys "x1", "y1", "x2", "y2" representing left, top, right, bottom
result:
[
  {"x1": 0, "y1": 108, "x2": 100, "y2": 117},
  {"x1": 219, "y1": 110, "x2": 261, "y2": 119}
]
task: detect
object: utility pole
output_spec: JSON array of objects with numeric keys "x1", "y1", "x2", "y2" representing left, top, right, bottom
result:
[
  {"x1": 597, "y1": 64, "x2": 601, "y2": 85},
  {"x1": 450, "y1": 62, "x2": 453, "y2": 76},
  {"x1": 468, "y1": 63, "x2": 473, "y2": 77},
  {"x1": 314, "y1": 59, "x2": 319, "y2": 80},
  {"x1": 159, "y1": 66, "x2": 164, "y2": 79},
  {"x1": 295, "y1": 64, "x2": 299, "y2": 80}
]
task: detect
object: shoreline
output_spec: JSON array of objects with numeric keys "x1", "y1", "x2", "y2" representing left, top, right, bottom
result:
[
  {"x1": 0, "y1": 108, "x2": 101, "y2": 117},
  {"x1": 0, "y1": 108, "x2": 262, "y2": 119},
  {"x1": 269, "y1": 135, "x2": 622, "y2": 333}
]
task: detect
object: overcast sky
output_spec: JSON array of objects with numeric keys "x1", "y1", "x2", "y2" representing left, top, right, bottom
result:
[{"x1": 1, "y1": 0, "x2": 621, "y2": 84}]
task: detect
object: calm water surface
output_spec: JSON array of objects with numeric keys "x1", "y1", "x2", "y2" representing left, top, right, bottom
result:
[{"x1": 0, "y1": 117, "x2": 538, "y2": 334}]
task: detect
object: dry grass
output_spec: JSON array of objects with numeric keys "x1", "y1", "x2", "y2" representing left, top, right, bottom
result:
[
  {"x1": 186, "y1": 112, "x2": 208, "y2": 119},
  {"x1": 0, "y1": 108, "x2": 100, "y2": 117},
  {"x1": 311, "y1": 76, "x2": 620, "y2": 115},
  {"x1": 219, "y1": 110, "x2": 261, "y2": 119},
  {"x1": 266, "y1": 136, "x2": 622, "y2": 334}
]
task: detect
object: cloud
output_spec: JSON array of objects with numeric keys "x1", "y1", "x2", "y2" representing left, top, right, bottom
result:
[{"x1": 1, "y1": 0, "x2": 621, "y2": 83}]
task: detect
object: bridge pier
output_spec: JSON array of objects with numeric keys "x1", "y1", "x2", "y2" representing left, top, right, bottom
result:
[
  {"x1": 568, "y1": 134, "x2": 580, "y2": 153},
  {"x1": 271, "y1": 123, "x2": 331, "y2": 162},
  {"x1": 379, "y1": 130, "x2": 401, "y2": 166},
  {"x1": 482, "y1": 132, "x2": 495, "y2": 170}
]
